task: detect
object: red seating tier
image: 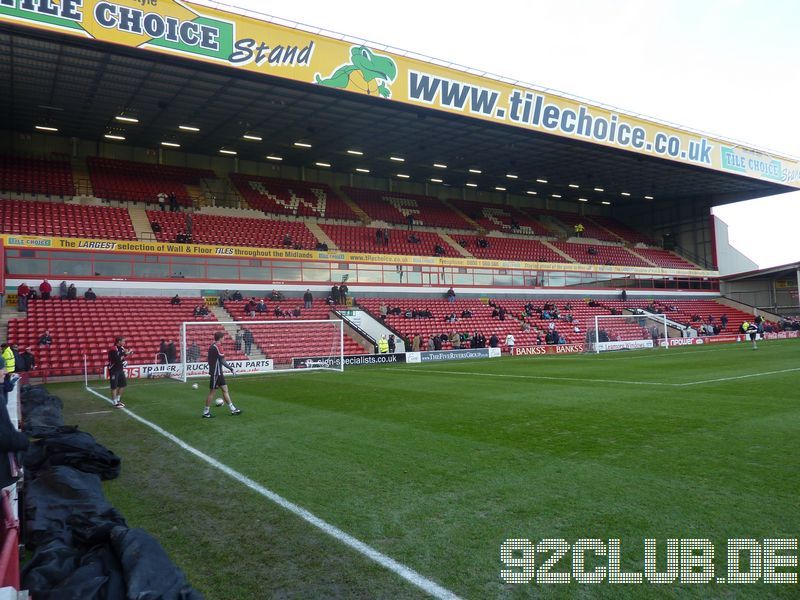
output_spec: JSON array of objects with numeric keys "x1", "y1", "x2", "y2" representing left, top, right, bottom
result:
[
  {"x1": 0, "y1": 155, "x2": 75, "y2": 197},
  {"x1": 449, "y1": 234, "x2": 566, "y2": 262},
  {"x1": 448, "y1": 199, "x2": 552, "y2": 236},
  {"x1": 230, "y1": 174, "x2": 358, "y2": 221},
  {"x1": 550, "y1": 241, "x2": 651, "y2": 267},
  {"x1": 0, "y1": 199, "x2": 136, "y2": 240},
  {"x1": 7, "y1": 297, "x2": 243, "y2": 377},
  {"x1": 221, "y1": 299, "x2": 366, "y2": 364},
  {"x1": 342, "y1": 187, "x2": 473, "y2": 229},
  {"x1": 321, "y1": 224, "x2": 456, "y2": 257},
  {"x1": 88, "y1": 157, "x2": 212, "y2": 206},
  {"x1": 587, "y1": 214, "x2": 657, "y2": 245},
  {"x1": 146, "y1": 211, "x2": 317, "y2": 249},
  {"x1": 358, "y1": 298, "x2": 541, "y2": 350},
  {"x1": 632, "y1": 247, "x2": 700, "y2": 270}
]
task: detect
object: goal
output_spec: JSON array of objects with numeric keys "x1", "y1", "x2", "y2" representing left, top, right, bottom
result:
[
  {"x1": 179, "y1": 319, "x2": 345, "y2": 381},
  {"x1": 591, "y1": 312, "x2": 669, "y2": 353}
]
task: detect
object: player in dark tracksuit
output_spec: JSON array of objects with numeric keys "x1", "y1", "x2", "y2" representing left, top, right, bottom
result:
[
  {"x1": 203, "y1": 331, "x2": 242, "y2": 418},
  {"x1": 108, "y1": 336, "x2": 133, "y2": 408}
]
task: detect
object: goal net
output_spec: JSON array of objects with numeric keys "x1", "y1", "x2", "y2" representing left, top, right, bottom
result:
[
  {"x1": 591, "y1": 312, "x2": 669, "y2": 353},
  {"x1": 178, "y1": 319, "x2": 344, "y2": 381}
]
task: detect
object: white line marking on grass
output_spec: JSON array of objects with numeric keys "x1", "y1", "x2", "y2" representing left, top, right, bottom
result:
[
  {"x1": 675, "y1": 367, "x2": 800, "y2": 387},
  {"x1": 84, "y1": 386, "x2": 461, "y2": 600},
  {"x1": 384, "y1": 369, "x2": 677, "y2": 387},
  {"x1": 78, "y1": 410, "x2": 114, "y2": 415}
]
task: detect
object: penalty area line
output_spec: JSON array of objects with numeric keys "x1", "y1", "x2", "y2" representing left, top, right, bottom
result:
[
  {"x1": 675, "y1": 367, "x2": 800, "y2": 386},
  {"x1": 84, "y1": 386, "x2": 461, "y2": 600}
]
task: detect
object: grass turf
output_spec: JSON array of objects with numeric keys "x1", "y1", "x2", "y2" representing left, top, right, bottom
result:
[{"x1": 44, "y1": 339, "x2": 800, "y2": 599}]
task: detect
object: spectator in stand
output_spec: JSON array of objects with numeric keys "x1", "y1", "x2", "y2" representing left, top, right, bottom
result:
[
  {"x1": 379, "y1": 303, "x2": 388, "y2": 320},
  {"x1": 446, "y1": 287, "x2": 456, "y2": 303},
  {"x1": 255, "y1": 299, "x2": 266, "y2": 313},
  {"x1": 168, "y1": 191, "x2": 178, "y2": 212},
  {"x1": 331, "y1": 285, "x2": 340, "y2": 305},
  {"x1": 233, "y1": 331, "x2": 243, "y2": 352},
  {"x1": 621, "y1": 289, "x2": 627, "y2": 302},
  {"x1": 151, "y1": 221, "x2": 161, "y2": 233},
  {"x1": 219, "y1": 290, "x2": 230, "y2": 307},
  {"x1": 407, "y1": 214, "x2": 414, "y2": 230},
  {"x1": 283, "y1": 234, "x2": 293, "y2": 247},
  {"x1": 232, "y1": 290, "x2": 243, "y2": 301},
  {"x1": 388, "y1": 335, "x2": 396, "y2": 354},
  {"x1": 378, "y1": 336, "x2": 389, "y2": 354},
  {"x1": 242, "y1": 329, "x2": 254, "y2": 355},
  {"x1": 157, "y1": 191, "x2": 167, "y2": 211},
  {"x1": 84, "y1": 288, "x2": 97, "y2": 300},
  {"x1": 170, "y1": 294, "x2": 181, "y2": 305},
  {"x1": 274, "y1": 306, "x2": 283, "y2": 317},
  {"x1": 304, "y1": 289, "x2": 313, "y2": 309},
  {"x1": 412, "y1": 334, "x2": 421, "y2": 352},
  {"x1": 17, "y1": 346, "x2": 35, "y2": 384},
  {"x1": 245, "y1": 299, "x2": 256, "y2": 317},
  {"x1": 193, "y1": 304, "x2": 205, "y2": 317},
  {"x1": 339, "y1": 283, "x2": 349, "y2": 305},
  {"x1": 59, "y1": 280, "x2": 68, "y2": 300},
  {"x1": 426, "y1": 336, "x2": 435, "y2": 351},
  {"x1": 720, "y1": 314, "x2": 729, "y2": 330},
  {"x1": 158, "y1": 339, "x2": 168, "y2": 364},
  {"x1": 450, "y1": 331, "x2": 461, "y2": 349},
  {"x1": 433, "y1": 336, "x2": 442, "y2": 351},
  {"x1": 461, "y1": 309, "x2": 472, "y2": 318},
  {"x1": 574, "y1": 223, "x2": 584, "y2": 237},
  {"x1": 505, "y1": 333, "x2": 515, "y2": 353},
  {"x1": 38, "y1": 330, "x2": 52, "y2": 346},
  {"x1": 67, "y1": 284, "x2": 77, "y2": 300},
  {"x1": 166, "y1": 340, "x2": 177, "y2": 364},
  {"x1": 187, "y1": 341, "x2": 200, "y2": 363},
  {"x1": 292, "y1": 306, "x2": 302, "y2": 317},
  {"x1": 522, "y1": 321, "x2": 531, "y2": 332},
  {"x1": 17, "y1": 282, "x2": 29, "y2": 312},
  {"x1": 39, "y1": 279, "x2": 52, "y2": 300},
  {"x1": 407, "y1": 233, "x2": 420, "y2": 244}
]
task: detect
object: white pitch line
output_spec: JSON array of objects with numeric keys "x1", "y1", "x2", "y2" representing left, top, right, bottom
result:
[
  {"x1": 84, "y1": 387, "x2": 461, "y2": 600},
  {"x1": 383, "y1": 368, "x2": 678, "y2": 387},
  {"x1": 675, "y1": 367, "x2": 800, "y2": 386}
]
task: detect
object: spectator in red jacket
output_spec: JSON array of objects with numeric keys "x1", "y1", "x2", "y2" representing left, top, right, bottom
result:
[
  {"x1": 39, "y1": 279, "x2": 52, "y2": 300},
  {"x1": 17, "y1": 283, "x2": 30, "y2": 312}
]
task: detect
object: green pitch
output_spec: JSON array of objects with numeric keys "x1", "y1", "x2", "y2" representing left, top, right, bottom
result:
[{"x1": 47, "y1": 340, "x2": 800, "y2": 599}]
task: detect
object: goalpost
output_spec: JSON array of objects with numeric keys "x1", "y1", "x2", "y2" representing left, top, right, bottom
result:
[
  {"x1": 178, "y1": 319, "x2": 345, "y2": 382},
  {"x1": 592, "y1": 312, "x2": 669, "y2": 353}
]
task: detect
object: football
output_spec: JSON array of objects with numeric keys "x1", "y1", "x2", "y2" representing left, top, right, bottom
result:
[
  {"x1": 191, "y1": 383, "x2": 198, "y2": 389},
  {"x1": 215, "y1": 398, "x2": 224, "y2": 406}
]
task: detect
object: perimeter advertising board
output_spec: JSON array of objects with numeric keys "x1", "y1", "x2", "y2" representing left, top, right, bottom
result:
[
  {"x1": 1, "y1": 0, "x2": 798, "y2": 186},
  {"x1": 103, "y1": 358, "x2": 272, "y2": 379},
  {"x1": 0, "y1": 234, "x2": 719, "y2": 278},
  {"x1": 510, "y1": 344, "x2": 585, "y2": 356}
]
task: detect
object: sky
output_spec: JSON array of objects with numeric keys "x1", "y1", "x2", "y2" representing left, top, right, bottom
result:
[{"x1": 200, "y1": 0, "x2": 800, "y2": 270}]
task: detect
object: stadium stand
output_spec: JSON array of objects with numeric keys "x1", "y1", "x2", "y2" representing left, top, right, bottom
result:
[
  {"x1": 220, "y1": 299, "x2": 366, "y2": 364},
  {"x1": 585, "y1": 214, "x2": 657, "y2": 245},
  {"x1": 448, "y1": 199, "x2": 553, "y2": 236},
  {"x1": 0, "y1": 199, "x2": 137, "y2": 239},
  {"x1": 0, "y1": 155, "x2": 75, "y2": 197},
  {"x1": 321, "y1": 224, "x2": 457, "y2": 256},
  {"x1": 653, "y1": 299, "x2": 755, "y2": 334},
  {"x1": 229, "y1": 174, "x2": 358, "y2": 221},
  {"x1": 550, "y1": 241, "x2": 652, "y2": 267},
  {"x1": 146, "y1": 210, "x2": 317, "y2": 249},
  {"x1": 522, "y1": 208, "x2": 618, "y2": 242},
  {"x1": 7, "y1": 297, "x2": 245, "y2": 376},
  {"x1": 342, "y1": 187, "x2": 474, "y2": 229},
  {"x1": 632, "y1": 247, "x2": 701, "y2": 270},
  {"x1": 451, "y1": 234, "x2": 567, "y2": 262},
  {"x1": 87, "y1": 157, "x2": 212, "y2": 206},
  {"x1": 358, "y1": 297, "x2": 541, "y2": 350}
]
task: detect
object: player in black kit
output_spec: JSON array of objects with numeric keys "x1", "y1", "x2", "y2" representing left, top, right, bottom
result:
[
  {"x1": 108, "y1": 336, "x2": 133, "y2": 408},
  {"x1": 203, "y1": 331, "x2": 242, "y2": 418}
]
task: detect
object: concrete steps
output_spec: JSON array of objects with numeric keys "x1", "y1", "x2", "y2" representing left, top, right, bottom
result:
[
  {"x1": 306, "y1": 222, "x2": 339, "y2": 250},
  {"x1": 541, "y1": 240, "x2": 577, "y2": 262},
  {"x1": 209, "y1": 305, "x2": 268, "y2": 360},
  {"x1": 337, "y1": 187, "x2": 372, "y2": 224},
  {"x1": 128, "y1": 205, "x2": 156, "y2": 241},
  {"x1": 439, "y1": 232, "x2": 474, "y2": 257}
]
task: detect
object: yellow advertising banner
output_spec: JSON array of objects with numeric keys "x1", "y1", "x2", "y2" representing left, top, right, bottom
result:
[
  {"x1": 1, "y1": 234, "x2": 719, "y2": 278},
  {"x1": 1, "y1": 0, "x2": 798, "y2": 188}
]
